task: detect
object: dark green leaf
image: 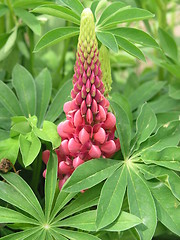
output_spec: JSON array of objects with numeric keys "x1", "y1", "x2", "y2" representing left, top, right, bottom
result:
[
  {"x1": 127, "y1": 166, "x2": 157, "y2": 240},
  {"x1": 32, "y1": 4, "x2": 80, "y2": 25},
  {"x1": 12, "y1": 64, "x2": 36, "y2": 117},
  {"x1": 13, "y1": 0, "x2": 51, "y2": 8},
  {"x1": 0, "y1": 129, "x2": 9, "y2": 140},
  {"x1": 63, "y1": 159, "x2": 121, "y2": 192},
  {"x1": 0, "y1": 138, "x2": 19, "y2": 164},
  {"x1": 35, "y1": 68, "x2": 52, "y2": 127},
  {"x1": 34, "y1": 27, "x2": 79, "y2": 52},
  {"x1": 59, "y1": 0, "x2": 84, "y2": 16},
  {"x1": 169, "y1": 84, "x2": 180, "y2": 100},
  {"x1": 96, "y1": 165, "x2": 127, "y2": 229},
  {"x1": 96, "y1": 31, "x2": 118, "y2": 53},
  {"x1": 156, "y1": 112, "x2": 180, "y2": 130}
]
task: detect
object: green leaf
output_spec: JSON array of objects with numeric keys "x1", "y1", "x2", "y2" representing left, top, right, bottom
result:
[
  {"x1": 35, "y1": 68, "x2": 52, "y2": 127},
  {"x1": 53, "y1": 184, "x2": 102, "y2": 223},
  {"x1": 158, "y1": 28, "x2": 178, "y2": 62},
  {"x1": 97, "y1": 1, "x2": 126, "y2": 26},
  {"x1": 131, "y1": 103, "x2": 157, "y2": 153},
  {"x1": 45, "y1": 152, "x2": 58, "y2": 221},
  {"x1": 116, "y1": 35, "x2": 145, "y2": 61},
  {"x1": 0, "y1": 4, "x2": 8, "y2": 17},
  {"x1": 50, "y1": 229, "x2": 68, "y2": 240},
  {"x1": 156, "y1": 112, "x2": 180, "y2": 129},
  {"x1": 128, "y1": 80, "x2": 166, "y2": 111},
  {"x1": 32, "y1": 4, "x2": 80, "y2": 25},
  {"x1": 0, "y1": 28, "x2": 17, "y2": 62},
  {"x1": 169, "y1": 84, "x2": 180, "y2": 100},
  {"x1": 13, "y1": 0, "x2": 51, "y2": 8},
  {"x1": 110, "y1": 100, "x2": 131, "y2": 159},
  {"x1": 138, "y1": 165, "x2": 180, "y2": 201},
  {"x1": 0, "y1": 206, "x2": 38, "y2": 225},
  {"x1": 14, "y1": 8, "x2": 41, "y2": 35},
  {"x1": 96, "y1": 165, "x2": 127, "y2": 229},
  {"x1": 0, "y1": 227, "x2": 41, "y2": 240},
  {"x1": 51, "y1": 228, "x2": 100, "y2": 240},
  {"x1": 34, "y1": 27, "x2": 79, "y2": 52},
  {"x1": 141, "y1": 147, "x2": 180, "y2": 172},
  {"x1": 101, "y1": 8, "x2": 154, "y2": 29},
  {"x1": 96, "y1": 31, "x2": 119, "y2": 53},
  {"x1": 90, "y1": 0, "x2": 99, "y2": 20},
  {"x1": 59, "y1": 0, "x2": 84, "y2": 16},
  {"x1": 0, "y1": 137, "x2": 19, "y2": 164},
  {"x1": 127, "y1": 166, "x2": 157, "y2": 240},
  {"x1": 136, "y1": 121, "x2": 180, "y2": 155},
  {"x1": 33, "y1": 121, "x2": 61, "y2": 149},
  {"x1": 0, "y1": 80, "x2": 22, "y2": 116},
  {"x1": 149, "y1": 182, "x2": 180, "y2": 236},
  {"x1": 45, "y1": 79, "x2": 73, "y2": 122},
  {"x1": 104, "y1": 211, "x2": 142, "y2": 232},
  {"x1": 20, "y1": 132, "x2": 41, "y2": 167},
  {"x1": 1, "y1": 172, "x2": 44, "y2": 222},
  {"x1": 63, "y1": 158, "x2": 121, "y2": 192},
  {"x1": 109, "y1": 27, "x2": 159, "y2": 48},
  {"x1": 0, "y1": 129, "x2": 9, "y2": 140},
  {"x1": 10, "y1": 119, "x2": 31, "y2": 137},
  {"x1": 12, "y1": 64, "x2": 36, "y2": 117}
]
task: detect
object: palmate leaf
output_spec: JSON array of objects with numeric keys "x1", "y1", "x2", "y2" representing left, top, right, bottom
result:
[
  {"x1": 96, "y1": 31, "x2": 119, "y2": 53},
  {"x1": 58, "y1": 0, "x2": 84, "y2": 16}
]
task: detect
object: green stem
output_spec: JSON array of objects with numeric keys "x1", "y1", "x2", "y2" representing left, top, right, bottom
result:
[
  {"x1": 31, "y1": 152, "x2": 42, "y2": 196},
  {"x1": 28, "y1": 28, "x2": 35, "y2": 75},
  {"x1": 6, "y1": 0, "x2": 18, "y2": 28}
]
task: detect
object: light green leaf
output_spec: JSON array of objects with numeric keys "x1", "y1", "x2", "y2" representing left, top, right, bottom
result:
[
  {"x1": 0, "y1": 137, "x2": 19, "y2": 164},
  {"x1": 1, "y1": 172, "x2": 44, "y2": 222},
  {"x1": 116, "y1": 35, "x2": 145, "y2": 61},
  {"x1": 45, "y1": 79, "x2": 73, "y2": 122},
  {"x1": 63, "y1": 159, "x2": 121, "y2": 192},
  {"x1": 127, "y1": 166, "x2": 157, "y2": 240},
  {"x1": 0, "y1": 80, "x2": 22, "y2": 116},
  {"x1": 158, "y1": 28, "x2": 178, "y2": 62},
  {"x1": 141, "y1": 147, "x2": 180, "y2": 172},
  {"x1": 131, "y1": 103, "x2": 157, "y2": 153},
  {"x1": 14, "y1": 8, "x2": 41, "y2": 35},
  {"x1": 109, "y1": 27, "x2": 159, "y2": 48},
  {"x1": 20, "y1": 132, "x2": 41, "y2": 167},
  {"x1": 35, "y1": 68, "x2": 52, "y2": 127},
  {"x1": 10, "y1": 120, "x2": 31, "y2": 137},
  {"x1": 49, "y1": 229, "x2": 68, "y2": 240},
  {"x1": 96, "y1": 31, "x2": 118, "y2": 53},
  {"x1": 90, "y1": 0, "x2": 99, "y2": 20},
  {"x1": 97, "y1": 1, "x2": 126, "y2": 26},
  {"x1": 96, "y1": 166, "x2": 127, "y2": 229},
  {"x1": 33, "y1": 121, "x2": 61, "y2": 149},
  {"x1": 0, "y1": 129, "x2": 9, "y2": 140},
  {"x1": 59, "y1": 0, "x2": 84, "y2": 16},
  {"x1": 0, "y1": 28, "x2": 17, "y2": 61},
  {"x1": 45, "y1": 152, "x2": 58, "y2": 221},
  {"x1": 13, "y1": 0, "x2": 51, "y2": 8},
  {"x1": 149, "y1": 182, "x2": 180, "y2": 236},
  {"x1": 128, "y1": 80, "x2": 166, "y2": 111},
  {"x1": 32, "y1": 4, "x2": 80, "y2": 25},
  {"x1": 169, "y1": 84, "x2": 180, "y2": 100},
  {"x1": 0, "y1": 206, "x2": 39, "y2": 225},
  {"x1": 110, "y1": 100, "x2": 131, "y2": 159},
  {"x1": 34, "y1": 27, "x2": 79, "y2": 52},
  {"x1": 0, "y1": 4, "x2": 8, "y2": 17},
  {"x1": 101, "y1": 8, "x2": 154, "y2": 29},
  {"x1": 12, "y1": 64, "x2": 36, "y2": 117}
]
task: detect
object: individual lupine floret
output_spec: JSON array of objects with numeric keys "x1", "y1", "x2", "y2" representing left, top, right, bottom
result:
[{"x1": 42, "y1": 8, "x2": 120, "y2": 190}]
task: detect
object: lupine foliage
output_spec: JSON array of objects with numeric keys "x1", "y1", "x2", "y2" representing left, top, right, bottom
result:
[{"x1": 0, "y1": 0, "x2": 180, "y2": 240}]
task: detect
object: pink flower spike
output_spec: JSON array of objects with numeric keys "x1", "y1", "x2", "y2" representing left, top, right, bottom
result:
[
  {"x1": 103, "y1": 112, "x2": 116, "y2": 129},
  {"x1": 59, "y1": 161, "x2": 72, "y2": 174},
  {"x1": 43, "y1": 169, "x2": 47, "y2": 178},
  {"x1": 98, "y1": 105, "x2": 106, "y2": 122},
  {"x1": 60, "y1": 139, "x2": 70, "y2": 155},
  {"x1": 68, "y1": 138, "x2": 81, "y2": 153},
  {"x1": 91, "y1": 99, "x2": 98, "y2": 114},
  {"x1": 42, "y1": 150, "x2": 50, "y2": 165},
  {"x1": 86, "y1": 93, "x2": 92, "y2": 107},
  {"x1": 90, "y1": 84, "x2": 96, "y2": 97},
  {"x1": 89, "y1": 145, "x2": 101, "y2": 158},
  {"x1": 94, "y1": 127, "x2": 106, "y2": 144},
  {"x1": 79, "y1": 128, "x2": 90, "y2": 144},
  {"x1": 86, "y1": 109, "x2": 93, "y2": 124},
  {"x1": 81, "y1": 100, "x2": 87, "y2": 116},
  {"x1": 101, "y1": 140, "x2": 116, "y2": 154},
  {"x1": 63, "y1": 101, "x2": 72, "y2": 114},
  {"x1": 86, "y1": 79, "x2": 91, "y2": 92},
  {"x1": 73, "y1": 156, "x2": 84, "y2": 169},
  {"x1": 74, "y1": 109, "x2": 84, "y2": 127}
]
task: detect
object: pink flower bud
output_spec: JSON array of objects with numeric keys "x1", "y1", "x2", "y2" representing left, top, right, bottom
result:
[
  {"x1": 91, "y1": 99, "x2": 98, "y2": 114},
  {"x1": 86, "y1": 79, "x2": 91, "y2": 92},
  {"x1": 68, "y1": 138, "x2": 81, "y2": 153},
  {"x1": 60, "y1": 140, "x2": 70, "y2": 155},
  {"x1": 79, "y1": 128, "x2": 90, "y2": 144},
  {"x1": 90, "y1": 71, "x2": 95, "y2": 83},
  {"x1": 71, "y1": 89, "x2": 76, "y2": 99},
  {"x1": 75, "y1": 92, "x2": 83, "y2": 105},
  {"x1": 73, "y1": 156, "x2": 84, "y2": 169},
  {"x1": 57, "y1": 122, "x2": 70, "y2": 138},
  {"x1": 90, "y1": 84, "x2": 96, "y2": 97},
  {"x1": 63, "y1": 101, "x2": 72, "y2": 114},
  {"x1": 94, "y1": 127, "x2": 106, "y2": 144},
  {"x1": 95, "y1": 76, "x2": 100, "y2": 88},
  {"x1": 101, "y1": 140, "x2": 116, "y2": 154},
  {"x1": 42, "y1": 150, "x2": 50, "y2": 165},
  {"x1": 86, "y1": 93, "x2": 92, "y2": 107},
  {"x1": 81, "y1": 85, "x2": 87, "y2": 99},
  {"x1": 89, "y1": 145, "x2": 101, "y2": 158},
  {"x1": 59, "y1": 176, "x2": 69, "y2": 190},
  {"x1": 98, "y1": 105, "x2": 106, "y2": 122},
  {"x1": 115, "y1": 138, "x2": 121, "y2": 151},
  {"x1": 103, "y1": 112, "x2": 116, "y2": 129},
  {"x1": 86, "y1": 109, "x2": 93, "y2": 124},
  {"x1": 74, "y1": 110, "x2": 84, "y2": 127},
  {"x1": 82, "y1": 72, "x2": 87, "y2": 83},
  {"x1": 77, "y1": 76, "x2": 83, "y2": 89},
  {"x1": 71, "y1": 99, "x2": 79, "y2": 111},
  {"x1": 81, "y1": 100, "x2": 87, "y2": 116},
  {"x1": 63, "y1": 120, "x2": 75, "y2": 134},
  {"x1": 59, "y1": 161, "x2": 72, "y2": 174},
  {"x1": 95, "y1": 89, "x2": 102, "y2": 102},
  {"x1": 43, "y1": 169, "x2": 47, "y2": 178},
  {"x1": 87, "y1": 67, "x2": 91, "y2": 77}
]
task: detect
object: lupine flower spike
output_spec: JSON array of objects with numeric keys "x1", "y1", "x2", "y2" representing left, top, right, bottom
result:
[{"x1": 42, "y1": 8, "x2": 120, "y2": 190}]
